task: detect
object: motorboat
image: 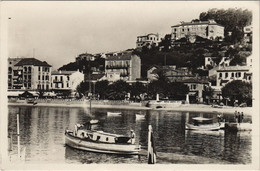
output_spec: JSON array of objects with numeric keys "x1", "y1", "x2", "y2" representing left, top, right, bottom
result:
[
  {"x1": 107, "y1": 112, "x2": 122, "y2": 116},
  {"x1": 185, "y1": 117, "x2": 225, "y2": 131},
  {"x1": 65, "y1": 125, "x2": 140, "y2": 155}
]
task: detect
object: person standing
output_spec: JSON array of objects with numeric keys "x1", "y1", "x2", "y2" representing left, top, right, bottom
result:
[
  {"x1": 241, "y1": 112, "x2": 244, "y2": 123},
  {"x1": 234, "y1": 111, "x2": 238, "y2": 123},
  {"x1": 130, "y1": 130, "x2": 135, "y2": 144},
  {"x1": 237, "y1": 112, "x2": 241, "y2": 125}
]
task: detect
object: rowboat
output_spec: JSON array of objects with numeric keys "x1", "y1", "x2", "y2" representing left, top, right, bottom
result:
[
  {"x1": 65, "y1": 127, "x2": 140, "y2": 155},
  {"x1": 135, "y1": 114, "x2": 145, "y2": 120},
  {"x1": 107, "y1": 112, "x2": 122, "y2": 116},
  {"x1": 185, "y1": 117, "x2": 225, "y2": 131}
]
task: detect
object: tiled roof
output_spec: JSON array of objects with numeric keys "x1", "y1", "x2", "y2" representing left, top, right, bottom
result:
[
  {"x1": 52, "y1": 70, "x2": 78, "y2": 75},
  {"x1": 106, "y1": 53, "x2": 133, "y2": 61},
  {"x1": 85, "y1": 74, "x2": 105, "y2": 81},
  {"x1": 15, "y1": 58, "x2": 51, "y2": 67},
  {"x1": 180, "y1": 77, "x2": 209, "y2": 84},
  {"x1": 172, "y1": 20, "x2": 223, "y2": 27},
  {"x1": 216, "y1": 66, "x2": 250, "y2": 71}
]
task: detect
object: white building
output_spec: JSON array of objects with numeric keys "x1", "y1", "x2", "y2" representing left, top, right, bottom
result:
[
  {"x1": 136, "y1": 33, "x2": 161, "y2": 48},
  {"x1": 51, "y1": 70, "x2": 84, "y2": 91},
  {"x1": 205, "y1": 56, "x2": 230, "y2": 68},
  {"x1": 216, "y1": 66, "x2": 252, "y2": 87},
  {"x1": 171, "y1": 20, "x2": 224, "y2": 41}
]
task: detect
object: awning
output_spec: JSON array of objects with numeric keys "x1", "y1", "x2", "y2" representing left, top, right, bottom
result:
[
  {"x1": 43, "y1": 92, "x2": 57, "y2": 97},
  {"x1": 7, "y1": 91, "x2": 22, "y2": 97}
]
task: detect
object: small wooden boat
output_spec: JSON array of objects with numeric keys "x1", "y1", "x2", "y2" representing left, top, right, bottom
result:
[
  {"x1": 65, "y1": 127, "x2": 140, "y2": 155},
  {"x1": 107, "y1": 112, "x2": 122, "y2": 116},
  {"x1": 185, "y1": 117, "x2": 225, "y2": 131},
  {"x1": 135, "y1": 114, "x2": 145, "y2": 120}
]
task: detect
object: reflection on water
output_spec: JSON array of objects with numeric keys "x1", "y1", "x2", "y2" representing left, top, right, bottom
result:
[{"x1": 8, "y1": 106, "x2": 252, "y2": 164}]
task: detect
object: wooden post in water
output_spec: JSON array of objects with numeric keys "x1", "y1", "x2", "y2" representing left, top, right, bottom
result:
[
  {"x1": 17, "y1": 113, "x2": 21, "y2": 160},
  {"x1": 147, "y1": 125, "x2": 156, "y2": 164}
]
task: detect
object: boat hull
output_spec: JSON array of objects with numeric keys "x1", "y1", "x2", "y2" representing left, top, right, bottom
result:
[
  {"x1": 65, "y1": 132, "x2": 140, "y2": 155},
  {"x1": 185, "y1": 123, "x2": 224, "y2": 131}
]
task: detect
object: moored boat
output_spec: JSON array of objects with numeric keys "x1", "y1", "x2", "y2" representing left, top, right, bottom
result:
[
  {"x1": 65, "y1": 125, "x2": 140, "y2": 155},
  {"x1": 185, "y1": 117, "x2": 225, "y2": 131},
  {"x1": 107, "y1": 112, "x2": 122, "y2": 116}
]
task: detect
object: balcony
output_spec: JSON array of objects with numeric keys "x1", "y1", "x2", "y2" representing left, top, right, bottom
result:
[{"x1": 53, "y1": 79, "x2": 63, "y2": 83}]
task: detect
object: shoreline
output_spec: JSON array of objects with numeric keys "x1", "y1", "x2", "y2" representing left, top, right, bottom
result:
[{"x1": 8, "y1": 102, "x2": 253, "y2": 115}]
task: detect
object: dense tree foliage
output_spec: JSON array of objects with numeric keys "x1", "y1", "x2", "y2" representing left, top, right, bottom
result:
[
  {"x1": 221, "y1": 80, "x2": 252, "y2": 106},
  {"x1": 199, "y1": 8, "x2": 252, "y2": 43}
]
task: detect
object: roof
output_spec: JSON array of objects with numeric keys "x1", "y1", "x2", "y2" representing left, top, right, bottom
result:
[
  {"x1": 52, "y1": 70, "x2": 79, "y2": 75},
  {"x1": 15, "y1": 58, "x2": 51, "y2": 67},
  {"x1": 180, "y1": 77, "x2": 209, "y2": 84},
  {"x1": 171, "y1": 20, "x2": 223, "y2": 27},
  {"x1": 106, "y1": 53, "x2": 133, "y2": 61},
  {"x1": 217, "y1": 66, "x2": 250, "y2": 72},
  {"x1": 85, "y1": 74, "x2": 105, "y2": 81},
  {"x1": 137, "y1": 33, "x2": 158, "y2": 38}
]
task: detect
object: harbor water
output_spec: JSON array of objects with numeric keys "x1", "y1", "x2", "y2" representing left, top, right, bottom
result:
[{"x1": 8, "y1": 106, "x2": 252, "y2": 164}]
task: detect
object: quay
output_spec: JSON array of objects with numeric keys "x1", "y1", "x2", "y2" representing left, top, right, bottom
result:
[{"x1": 8, "y1": 99, "x2": 253, "y2": 116}]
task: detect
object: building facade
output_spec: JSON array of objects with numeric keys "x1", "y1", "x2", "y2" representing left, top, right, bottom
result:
[
  {"x1": 105, "y1": 52, "x2": 141, "y2": 82},
  {"x1": 171, "y1": 20, "x2": 224, "y2": 42},
  {"x1": 8, "y1": 57, "x2": 24, "y2": 90},
  {"x1": 136, "y1": 33, "x2": 161, "y2": 48},
  {"x1": 216, "y1": 66, "x2": 252, "y2": 87},
  {"x1": 10, "y1": 58, "x2": 52, "y2": 90},
  {"x1": 51, "y1": 70, "x2": 84, "y2": 91}
]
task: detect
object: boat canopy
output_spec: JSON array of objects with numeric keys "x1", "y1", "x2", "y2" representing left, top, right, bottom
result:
[{"x1": 192, "y1": 117, "x2": 212, "y2": 121}]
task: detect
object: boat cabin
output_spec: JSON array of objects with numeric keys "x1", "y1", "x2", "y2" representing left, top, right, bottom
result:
[
  {"x1": 77, "y1": 129, "x2": 131, "y2": 144},
  {"x1": 192, "y1": 117, "x2": 214, "y2": 126}
]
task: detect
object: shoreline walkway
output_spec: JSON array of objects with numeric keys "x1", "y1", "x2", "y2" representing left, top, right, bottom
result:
[{"x1": 8, "y1": 101, "x2": 253, "y2": 116}]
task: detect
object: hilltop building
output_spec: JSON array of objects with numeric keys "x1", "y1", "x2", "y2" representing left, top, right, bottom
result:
[
  {"x1": 9, "y1": 58, "x2": 52, "y2": 90},
  {"x1": 136, "y1": 33, "x2": 161, "y2": 48},
  {"x1": 171, "y1": 20, "x2": 224, "y2": 42},
  {"x1": 105, "y1": 52, "x2": 141, "y2": 82}
]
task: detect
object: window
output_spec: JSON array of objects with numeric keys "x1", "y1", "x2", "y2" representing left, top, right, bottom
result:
[
  {"x1": 28, "y1": 75, "x2": 31, "y2": 80},
  {"x1": 24, "y1": 83, "x2": 27, "y2": 87},
  {"x1": 42, "y1": 75, "x2": 44, "y2": 80},
  {"x1": 67, "y1": 83, "x2": 69, "y2": 87},
  {"x1": 55, "y1": 76, "x2": 58, "y2": 80},
  {"x1": 60, "y1": 76, "x2": 63, "y2": 81},
  {"x1": 225, "y1": 72, "x2": 228, "y2": 78},
  {"x1": 8, "y1": 67, "x2": 12, "y2": 73},
  {"x1": 28, "y1": 67, "x2": 31, "y2": 72},
  {"x1": 238, "y1": 72, "x2": 241, "y2": 77},
  {"x1": 231, "y1": 73, "x2": 234, "y2": 78},
  {"x1": 24, "y1": 75, "x2": 27, "y2": 80},
  {"x1": 46, "y1": 85, "x2": 49, "y2": 90},
  {"x1": 24, "y1": 67, "x2": 27, "y2": 72},
  {"x1": 38, "y1": 67, "x2": 41, "y2": 71},
  {"x1": 219, "y1": 73, "x2": 222, "y2": 78},
  {"x1": 67, "y1": 76, "x2": 70, "y2": 81},
  {"x1": 42, "y1": 85, "x2": 44, "y2": 90},
  {"x1": 46, "y1": 75, "x2": 48, "y2": 80},
  {"x1": 61, "y1": 83, "x2": 64, "y2": 88},
  {"x1": 28, "y1": 83, "x2": 31, "y2": 88},
  {"x1": 38, "y1": 75, "x2": 41, "y2": 80}
]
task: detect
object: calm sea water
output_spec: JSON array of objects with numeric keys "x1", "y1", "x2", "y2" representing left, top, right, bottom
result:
[{"x1": 8, "y1": 106, "x2": 252, "y2": 164}]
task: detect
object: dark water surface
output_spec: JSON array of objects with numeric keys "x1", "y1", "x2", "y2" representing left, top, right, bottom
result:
[{"x1": 8, "y1": 106, "x2": 252, "y2": 164}]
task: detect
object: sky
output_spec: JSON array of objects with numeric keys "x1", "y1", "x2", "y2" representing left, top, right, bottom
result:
[{"x1": 2, "y1": 1, "x2": 258, "y2": 70}]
